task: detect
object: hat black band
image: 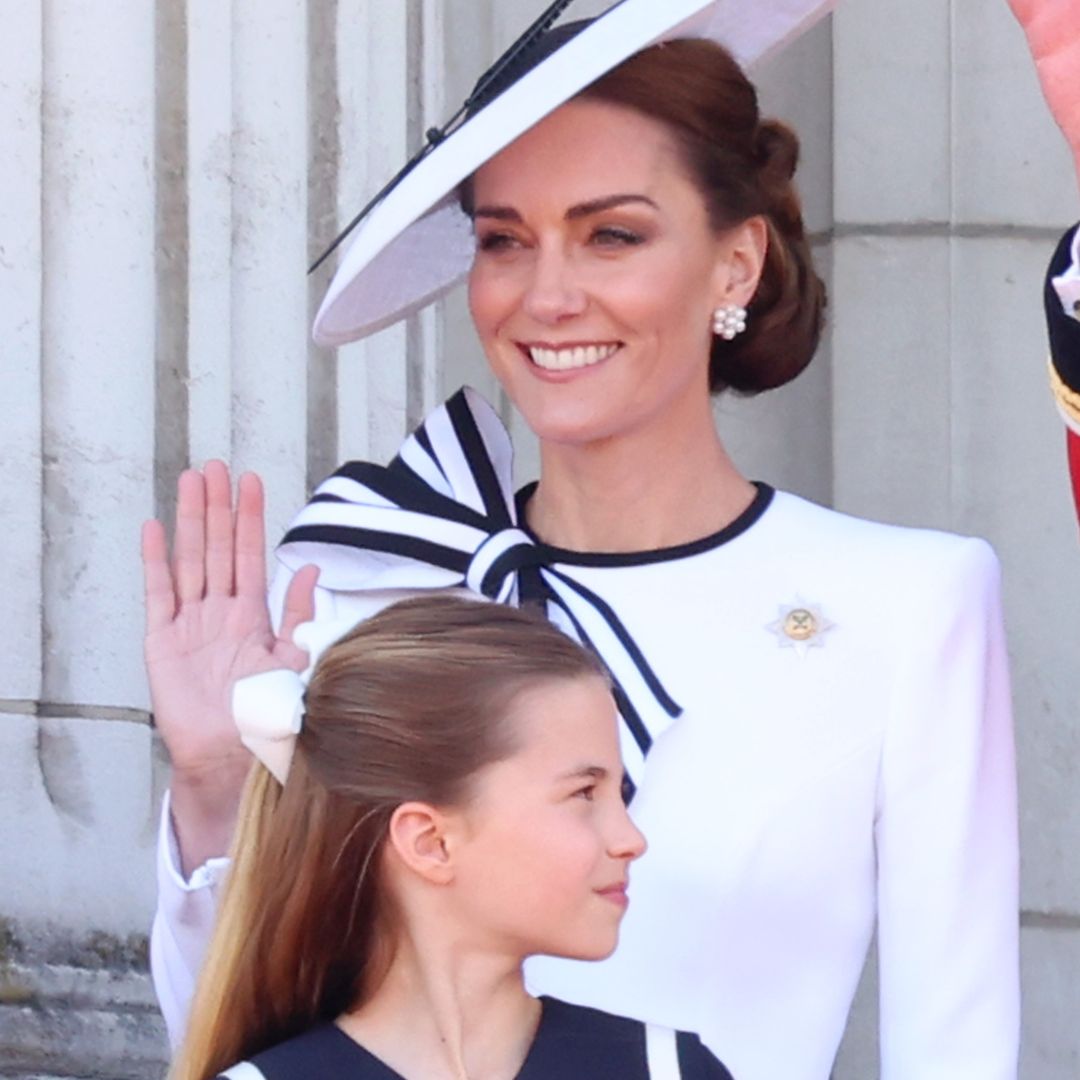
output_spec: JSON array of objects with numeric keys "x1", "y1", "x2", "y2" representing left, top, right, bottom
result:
[{"x1": 309, "y1": 0, "x2": 592, "y2": 275}]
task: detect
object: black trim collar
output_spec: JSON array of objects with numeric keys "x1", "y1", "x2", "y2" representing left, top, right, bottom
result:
[{"x1": 514, "y1": 481, "x2": 775, "y2": 567}]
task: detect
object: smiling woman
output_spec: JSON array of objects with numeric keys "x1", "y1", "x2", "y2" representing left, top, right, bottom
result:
[{"x1": 144, "y1": 3, "x2": 1019, "y2": 1079}]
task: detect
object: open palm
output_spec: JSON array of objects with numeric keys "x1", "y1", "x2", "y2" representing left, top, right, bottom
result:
[{"x1": 142, "y1": 461, "x2": 318, "y2": 779}]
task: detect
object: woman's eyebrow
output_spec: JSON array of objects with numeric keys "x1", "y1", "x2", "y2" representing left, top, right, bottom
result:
[
  {"x1": 565, "y1": 194, "x2": 658, "y2": 219},
  {"x1": 472, "y1": 194, "x2": 659, "y2": 223},
  {"x1": 473, "y1": 205, "x2": 523, "y2": 221}
]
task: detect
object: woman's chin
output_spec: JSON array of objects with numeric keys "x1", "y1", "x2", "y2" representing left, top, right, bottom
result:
[{"x1": 511, "y1": 400, "x2": 630, "y2": 449}]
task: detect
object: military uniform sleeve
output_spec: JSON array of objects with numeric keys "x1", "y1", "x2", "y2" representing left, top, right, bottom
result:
[{"x1": 1045, "y1": 224, "x2": 1080, "y2": 522}]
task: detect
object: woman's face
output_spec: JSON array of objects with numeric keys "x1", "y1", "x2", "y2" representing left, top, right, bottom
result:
[
  {"x1": 449, "y1": 674, "x2": 646, "y2": 962},
  {"x1": 467, "y1": 98, "x2": 757, "y2": 447}
]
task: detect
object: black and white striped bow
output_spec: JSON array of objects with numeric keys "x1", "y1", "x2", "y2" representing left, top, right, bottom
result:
[{"x1": 277, "y1": 386, "x2": 681, "y2": 794}]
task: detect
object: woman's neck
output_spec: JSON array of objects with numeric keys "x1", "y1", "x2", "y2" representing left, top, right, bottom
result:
[
  {"x1": 338, "y1": 932, "x2": 539, "y2": 1080},
  {"x1": 528, "y1": 399, "x2": 755, "y2": 553}
]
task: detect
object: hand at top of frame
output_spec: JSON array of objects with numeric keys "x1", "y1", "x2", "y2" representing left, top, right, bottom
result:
[
  {"x1": 141, "y1": 461, "x2": 318, "y2": 876},
  {"x1": 1008, "y1": 0, "x2": 1080, "y2": 189}
]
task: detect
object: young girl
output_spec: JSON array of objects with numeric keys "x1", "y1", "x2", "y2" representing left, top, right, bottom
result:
[{"x1": 170, "y1": 594, "x2": 732, "y2": 1079}]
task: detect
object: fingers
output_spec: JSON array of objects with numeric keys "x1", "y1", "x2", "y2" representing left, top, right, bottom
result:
[
  {"x1": 173, "y1": 470, "x2": 207, "y2": 605},
  {"x1": 1015, "y1": 0, "x2": 1079, "y2": 59},
  {"x1": 204, "y1": 460, "x2": 234, "y2": 596},
  {"x1": 234, "y1": 472, "x2": 268, "y2": 600},
  {"x1": 173, "y1": 464, "x2": 267, "y2": 603},
  {"x1": 142, "y1": 519, "x2": 177, "y2": 632},
  {"x1": 1005, "y1": 0, "x2": 1034, "y2": 26},
  {"x1": 277, "y1": 565, "x2": 320, "y2": 649}
]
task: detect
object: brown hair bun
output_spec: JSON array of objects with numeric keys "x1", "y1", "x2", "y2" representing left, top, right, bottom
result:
[{"x1": 582, "y1": 39, "x2": 827, "y2": 395}]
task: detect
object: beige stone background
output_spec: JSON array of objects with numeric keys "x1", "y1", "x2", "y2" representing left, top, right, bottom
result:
[{"x1": 1, "y1": 0, "x2": 1077, "y2": 1076}]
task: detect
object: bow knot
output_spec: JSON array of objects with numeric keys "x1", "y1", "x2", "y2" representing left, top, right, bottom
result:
[
  {"x1": 232, "y1": 617, "x2": 370, "y2": 785},
  {"x1": 466, "y1": 527, "x2": 538, "y2": 602},
  {"x1": 272, "y1": 387, "x2": 682, "y2": 794},
  {"x1": 233, "y1": 669, "x2": 306, "y2": 786}
]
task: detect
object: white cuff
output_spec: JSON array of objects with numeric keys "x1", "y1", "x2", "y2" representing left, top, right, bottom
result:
[
  {"x1": 1052, "y1": 228, "x2": 1080, "y2": 321},
  {"x1": 152, "y1": 789, "x2": 232, "y2": 1047},
  {"x1": 158, "y1": 788, "x2": 231, "y2": 892}
]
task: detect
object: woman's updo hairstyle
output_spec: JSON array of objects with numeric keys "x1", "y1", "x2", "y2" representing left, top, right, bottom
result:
[{"x1": 581, "y1": 38, "x2": 826, "y2": 394}]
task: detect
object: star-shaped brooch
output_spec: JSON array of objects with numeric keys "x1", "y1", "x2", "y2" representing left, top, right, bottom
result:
[{"x1": 766, "y1": 599, "x2": 835, "y2": 657}]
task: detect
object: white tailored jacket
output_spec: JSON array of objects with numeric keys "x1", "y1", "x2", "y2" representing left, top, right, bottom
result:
[{"x1": 152, "y1": 479, "x2": 1019, "y2": 1080}]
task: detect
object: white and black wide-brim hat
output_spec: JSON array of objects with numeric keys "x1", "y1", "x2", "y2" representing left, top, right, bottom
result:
[{"x1": 312, "y1": 0, "x2": 836, "y2": 348}]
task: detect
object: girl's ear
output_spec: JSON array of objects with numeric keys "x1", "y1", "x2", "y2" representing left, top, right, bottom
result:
[{"x1": 386, "y1": 802, "x2": 455, "y2": 885}]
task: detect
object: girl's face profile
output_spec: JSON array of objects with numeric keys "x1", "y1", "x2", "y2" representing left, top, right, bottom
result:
[
  {"x1": 467, "y1": 98, "x2": 755, "y2": 448},
  {"x1": 449, "y1": 674, "x2": 646, "y2": 962}
]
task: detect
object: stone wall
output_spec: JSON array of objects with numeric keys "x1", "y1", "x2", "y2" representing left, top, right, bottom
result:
[
  {"x1": 826, "y1": 3, "x2": 1080, "y2": 1074},
  {"x1": 1, "y1": 1, "x2": 1076, "y2": 1076}
]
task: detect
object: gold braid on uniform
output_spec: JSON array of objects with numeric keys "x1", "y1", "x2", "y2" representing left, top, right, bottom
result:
[{"x1": 1048, "y1": 355, "x2": 1080, "y2": 435}]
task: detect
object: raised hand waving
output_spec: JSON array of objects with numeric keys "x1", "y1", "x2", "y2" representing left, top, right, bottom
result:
[
  {"x1": 1008, "y1": 0, "x2": 1080, "y2": 187},
  {"x1": 141, "y1": 460, "x2": 318, "y2": 874}
]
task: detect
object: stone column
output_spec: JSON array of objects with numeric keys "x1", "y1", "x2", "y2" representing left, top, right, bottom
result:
[
  {"x1": 0, "y1": 0, "x2": 165, "y2": 1073},
  {"x1": 0, "y1": 2, "x2": 490, "y2": 1074}
]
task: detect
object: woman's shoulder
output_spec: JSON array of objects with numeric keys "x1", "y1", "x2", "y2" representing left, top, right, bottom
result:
[
  {"x1": 765, "y1": 489, "x2": 1000, "y2": 589},
  {"x1": 535, "y1": 997, "x2": 733, "y2": 1079},
  {"x1": 216, "y1": 1022, "x2": 384, "y2": 1080}
]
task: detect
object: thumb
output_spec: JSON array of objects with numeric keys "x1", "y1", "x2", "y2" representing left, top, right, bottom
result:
[{"x1": 276, "y1": 565, "x2": 321, "y2": 655}]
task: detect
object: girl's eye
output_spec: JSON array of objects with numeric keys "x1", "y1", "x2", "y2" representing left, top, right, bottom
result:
[
  {"x1": 591, "y1": 226, "x2": 645, "y2": 248},
  {"x1": 574, "y1": 784, "x2": 597, "y2": 802}
]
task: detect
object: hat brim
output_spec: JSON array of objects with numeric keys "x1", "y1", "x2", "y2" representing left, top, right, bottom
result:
[{"x1": 313, "y1": 0, "x2": 836, "y2": 348}]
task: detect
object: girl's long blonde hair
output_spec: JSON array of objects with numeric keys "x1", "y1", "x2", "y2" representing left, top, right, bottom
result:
[{"x1": 171, "y1": 594, "x2": 604, "y2": 1080}]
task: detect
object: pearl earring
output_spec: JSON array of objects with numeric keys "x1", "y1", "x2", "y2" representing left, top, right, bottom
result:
[{"x1": 712, "y1": 304, "x2": 748, "y2": 341}]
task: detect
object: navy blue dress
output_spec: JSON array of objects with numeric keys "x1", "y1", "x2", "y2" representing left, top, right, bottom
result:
[{"x1": 216, "y1": 996, "x2": 733, "y2": 1078}]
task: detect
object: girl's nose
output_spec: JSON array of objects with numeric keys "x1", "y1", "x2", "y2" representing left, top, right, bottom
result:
[
  {"x1": 609, "y1": 804, "x2": 647, "y2": 862},
  {"x1": 521, "y1": 247, "x2": 587, "y2": 323}
]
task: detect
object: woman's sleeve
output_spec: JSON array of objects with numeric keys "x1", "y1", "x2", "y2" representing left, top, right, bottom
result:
[
  {"x1": 875, "y1": 538, "x2": 1019, "y2": 1079},
  {"x1": 150, "y1": 787, "x2": 232, "y2": 1047}
]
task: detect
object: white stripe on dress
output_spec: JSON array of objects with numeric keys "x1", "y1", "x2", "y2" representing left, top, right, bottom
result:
[
  {"x1": 219, "y1": 1062, "x2": 267, "y2": 1080},
  {"x1": 645, "y1": 1023, "x2": 681, "y2": 1079}
]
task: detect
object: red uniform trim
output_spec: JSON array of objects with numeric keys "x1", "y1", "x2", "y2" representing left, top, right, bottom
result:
[{"x1": 1068, "y1": 429, "x2": 1080, "y2": 529}]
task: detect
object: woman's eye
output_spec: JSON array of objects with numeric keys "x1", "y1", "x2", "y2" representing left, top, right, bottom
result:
[
  {"x1": 591, "y1": 226, "x2": 645, "y2": 248},
  {"x1": 574, "y1": 784, "x2": 597, "y2": 802},
  {"x1": 476, "y1": 232, "x2": 521, "y2": 252}
]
